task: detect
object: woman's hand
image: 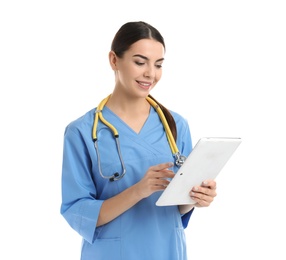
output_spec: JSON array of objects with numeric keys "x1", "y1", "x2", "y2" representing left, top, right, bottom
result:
[
  {"x1": 135, "y1": 162, "x2": 175, "y2": 199},
  {"x1": 190, "y1": 180, "x2": 217, "y2": 207}
]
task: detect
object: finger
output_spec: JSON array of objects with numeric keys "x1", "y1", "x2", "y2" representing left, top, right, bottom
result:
[
  {"x1": 148, "y1": 177, "x2": 172, "y2": 192},
  {"x1": 153, "y1": 178, "x2": 171, "y2": 187},
  {"x1": 201, "y1": 180, "x2": 217, "y2": 189},
  {"x1": 190, "y1": 192, "x2": 214, "y2": 206},
  {"x1": 196, "y1": 199, "x2": 211, "y2": 207},
  {"x1": 154, "y1": 169, "x2": 175, "y2": 179},
  {"x1": 191, "y1": 186, "x2": 217, "y2": 198},
  {"x1": 150, "y1": 162, "x2": 174, "y2": 172}
]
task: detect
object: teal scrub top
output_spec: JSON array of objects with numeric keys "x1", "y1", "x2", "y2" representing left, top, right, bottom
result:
[{"x1": 60, "y1": 106, "x2": 194, "y2": 260}]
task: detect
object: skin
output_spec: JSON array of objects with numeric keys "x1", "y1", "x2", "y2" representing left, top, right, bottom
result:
[{"x1": 96, "y1": 39, "x2": 217, "y2": 227}]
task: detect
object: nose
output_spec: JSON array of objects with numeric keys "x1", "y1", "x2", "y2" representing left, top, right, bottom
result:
[{"x1": 143, "y1": 65, "x2": 155, "y2": 79}]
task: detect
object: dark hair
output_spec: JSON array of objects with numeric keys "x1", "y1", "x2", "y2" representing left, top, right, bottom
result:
[
  {"x1": 111, "y1": 21, "x2": 177, "y2": 141},
  {"x1": 111, "y1": 21, "x2": 165, "y2": 57}
]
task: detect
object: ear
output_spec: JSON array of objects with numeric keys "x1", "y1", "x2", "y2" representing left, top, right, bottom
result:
[{"x1": 109, "y1": 51, "x2": 118, "y2": 71}]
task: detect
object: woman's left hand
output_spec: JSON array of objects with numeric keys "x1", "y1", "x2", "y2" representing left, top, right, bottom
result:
[{"x1": 190, "y1": 180, "x2": 217, "y2": 207}]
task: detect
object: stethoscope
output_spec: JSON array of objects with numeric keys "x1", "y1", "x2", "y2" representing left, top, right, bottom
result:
[{"x1": 92, "y1": 94, "x2": 186, "y2": 181}]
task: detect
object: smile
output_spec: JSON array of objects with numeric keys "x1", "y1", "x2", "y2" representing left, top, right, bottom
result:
[{"x1": 137, "y1": 81, "x2": 152, "y2": 87}]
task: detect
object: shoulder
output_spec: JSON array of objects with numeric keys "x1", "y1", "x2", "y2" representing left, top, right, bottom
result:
[
  {"x1": 170, "y1": 110, "x2": 190, "y2": 130},
  {"x1": 64, "y1": 108, "x2": 95, "y2": 135}
]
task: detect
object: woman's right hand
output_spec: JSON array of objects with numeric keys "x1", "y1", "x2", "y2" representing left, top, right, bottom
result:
[
  {"x1": 97, "y1": 162, "x2": 175, "y2": 226},
  {"x1": 135, "y1": 162, "x2": 175, "y2": 199}
]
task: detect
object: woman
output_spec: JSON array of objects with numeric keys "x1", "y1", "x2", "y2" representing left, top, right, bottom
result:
[{"x1": 60, "y1": 21, "x2": 217, "y2": 260}]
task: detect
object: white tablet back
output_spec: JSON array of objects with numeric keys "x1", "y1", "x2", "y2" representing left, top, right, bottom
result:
[{"x1": 156, "y1": 137, "x2": 242, "y2": 206}]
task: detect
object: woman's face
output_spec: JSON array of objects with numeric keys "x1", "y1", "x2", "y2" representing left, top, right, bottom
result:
[{"x1": 110, "y1": 39, "x2": 165, "y2": 98}]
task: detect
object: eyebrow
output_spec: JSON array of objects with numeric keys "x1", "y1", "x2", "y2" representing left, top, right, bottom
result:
[{"x1": 133, "y1": 54, "x2": 164, "y2": 62}]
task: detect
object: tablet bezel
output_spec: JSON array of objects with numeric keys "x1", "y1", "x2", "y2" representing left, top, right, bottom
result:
[{"x1": 155, "y1": 137, "x2": 242, "y2": 206}]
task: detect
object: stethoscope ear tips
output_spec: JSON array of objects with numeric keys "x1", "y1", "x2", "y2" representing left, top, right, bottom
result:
[{"x1": 109, "y1": 172, "x2": 120, "y2": 182}]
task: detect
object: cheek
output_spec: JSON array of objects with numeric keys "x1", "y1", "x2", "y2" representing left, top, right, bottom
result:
[
  {"x1": 155, "y1": 70, "x2": 163, "y2": 81},
  {"x1": 121, "y1": 65, "x2": 139, "y2": 78},
  {"x1": 117, "y1": 67, "x2": 134, "y2": 81}
]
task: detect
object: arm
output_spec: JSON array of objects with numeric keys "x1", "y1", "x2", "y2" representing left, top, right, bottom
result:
[
  {"x1": 96, "y1": 184, "x2": 141, "y2": 226},
  {"x1": 179, "y1": 204, "x2": 195, "y2": 215},
  {"x1": 97, "y1": 162, "x2": 175, "y2": 226}
]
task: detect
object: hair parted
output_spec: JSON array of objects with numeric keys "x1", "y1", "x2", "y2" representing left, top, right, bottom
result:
[{"x1": 111, "y1": 21, "x2": 165, "y2": 58}]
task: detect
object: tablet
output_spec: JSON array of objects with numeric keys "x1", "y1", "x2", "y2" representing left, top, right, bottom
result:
[{"x1": 156, "y1": 137, "x2": 242, "y2": 206}]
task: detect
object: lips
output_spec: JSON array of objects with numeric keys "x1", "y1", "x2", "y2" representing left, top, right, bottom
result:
[{"x1": 137, "y1": 81, "x2": 153, "y2": 89}]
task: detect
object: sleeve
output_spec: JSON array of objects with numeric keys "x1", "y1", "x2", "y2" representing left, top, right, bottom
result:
[
  {"x1": 181, "y1": 208, "x2": 194, "y2": 228},
  {"x1": 177, "y1": 117, "x2": 195, "y2": 229},
  {"x1": 60, "y1": 125, "x2": 103, "y2": 244}
]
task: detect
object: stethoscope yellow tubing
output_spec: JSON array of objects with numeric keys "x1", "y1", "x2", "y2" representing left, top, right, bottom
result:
[
  {"x1": 145, "y1": 96, "x2": 178, "y2": 155},
  {"x1": 92, "y1": 95, "x2": 179, "y2": 155},
  {"x1": 93, "y1": 95, "x2": 119, "y2": 140}
]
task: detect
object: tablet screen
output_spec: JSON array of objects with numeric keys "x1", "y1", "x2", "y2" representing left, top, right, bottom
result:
[{"x1": 156, "y1": 137, "x2": 242, "y2": 206}]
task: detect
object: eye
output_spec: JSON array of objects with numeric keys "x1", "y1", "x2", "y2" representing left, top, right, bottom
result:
[
  {"x1": 135, "y1": 61, "x2": 145, "y2": 66},
  {"x1": 155, "y1": 64, "x2": 162, "y2": 69}
]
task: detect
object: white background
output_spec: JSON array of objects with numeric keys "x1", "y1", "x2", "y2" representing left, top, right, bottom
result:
[{"x1": 1, "y1": 0, "x2": 285, "y2": 259}]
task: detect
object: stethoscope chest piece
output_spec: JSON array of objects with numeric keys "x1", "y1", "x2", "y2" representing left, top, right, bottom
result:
[{"x1": 175, "y1": 153, "x2": 187, "y2": 167}]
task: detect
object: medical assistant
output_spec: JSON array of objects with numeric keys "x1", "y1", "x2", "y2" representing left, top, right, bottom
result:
[{"x1": 60, "y1": 105, "x2": 194, "y2": 260}]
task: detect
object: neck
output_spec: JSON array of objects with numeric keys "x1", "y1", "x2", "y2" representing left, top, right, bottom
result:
[{"x1": 105, "y1": 93, "x2": 150, "y2": 116}]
